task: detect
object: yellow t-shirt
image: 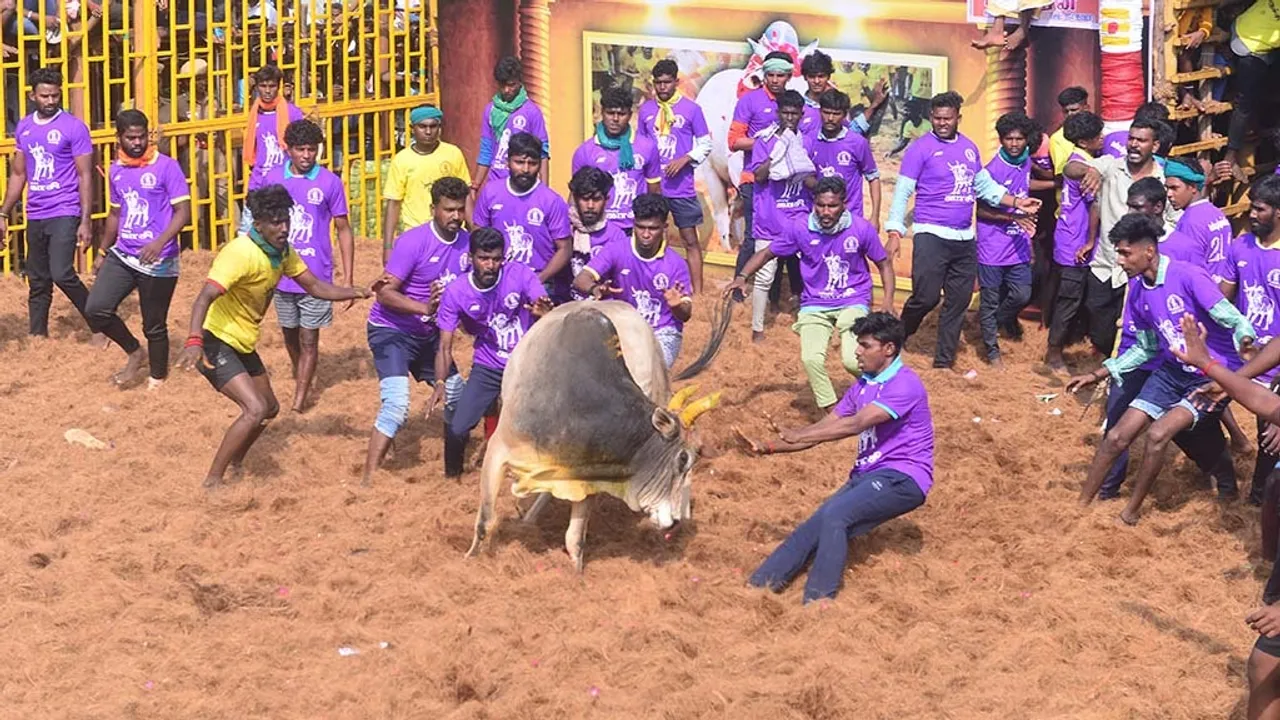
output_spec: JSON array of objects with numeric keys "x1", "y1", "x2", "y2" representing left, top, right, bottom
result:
[
  {"x1": 204, "y1": 234, "x2": 309, "y2": 354},
  {"x1": 910, "y1": 70, "x2": 930, "y2": 99},
  {"x1": 1235, "y1": 0, "x2": 1280, "y2": 55},
  {"x1": 1049, "y1": 127, "x2": 1075, "y2": 176},
  {"x1": 902, "y1": 118, "x2": 932, "y2": 141},
  {"x1": 382, "y1": 142, "x2": 471, "y2": 231}
]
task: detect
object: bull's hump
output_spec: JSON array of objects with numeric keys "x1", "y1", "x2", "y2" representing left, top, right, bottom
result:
[{"x1": 511, "y1": 306, "x2": 657, "y2": 465}]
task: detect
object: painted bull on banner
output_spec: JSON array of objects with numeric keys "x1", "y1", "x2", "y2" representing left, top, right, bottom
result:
[
  {"x1": 466, "y1": 300, "x2": 730, "y2": 571},
  {"x1": 693, "y1": 20, "x2": 817, "y2": 251}
]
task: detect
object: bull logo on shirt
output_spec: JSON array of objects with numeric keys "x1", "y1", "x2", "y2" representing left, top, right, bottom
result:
[
  {"x1": 612, "y1": 172, "x2": 638, "y2": 211},
  {"x1": 631, "y1": 288, "x2": 663, "y2": 328},
  {"x1": 819, "y1": 165, "x2": 837, "y2": 178},
  {"x1": 855, "y1": 427, "x2": 881, "y2": 468},
  {"x1": 657, "y1": 133, "x2": 678, "y2": 162},
  {"x1": 781, "y1": 176, "x2": 805, "y2": 202},
  {"x1": 121, "y1": 187, "x2": 150, "y2": 231},
  {"x1": 944, "y1": 161, "x2": 974, "y2": 203},
  {"x1": 1244, "y1": 281, "x2": 1276, "y2": 330},
  {"x1": 489, "y1": 312, "x2": 525, "y2": 354},
  {"x1": 1156, "y1": 316, "x2": 1196, "y2": 373},
  {"x1": 29, "y1": 144, "x2": 55, "y2": 183},
  {"x1": 288, "y1": 203, "x2": 315, "y2": 246},
  {"x1": 262, "y1": 133, "x2": 285, "y2": 169},
  {"x1": 503, "y1": 221, "x2": 534, "y2": 265},
  {"x1": 495, "y1": 128, "x2": 512, "y2": 170},
  {"x1": 822, "y1": 252, "x2": 850, "y2": 297}
]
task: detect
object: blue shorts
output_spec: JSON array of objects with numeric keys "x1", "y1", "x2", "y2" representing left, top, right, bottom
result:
[
  {"x1": 977, "y1": 262, "x2": 1031, "y2": 289},
  {"x1": 667, "y1": 195, "x2": 705, "y2": 230},
  {"x1": 367, "y1": 323, "x2": 442, "y2": 383},
  {"x1": 1131, "y1": 362, "x2": 1227, "y2": 425}
]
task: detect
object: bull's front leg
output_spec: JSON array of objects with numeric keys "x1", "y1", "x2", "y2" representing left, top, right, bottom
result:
[
  {"x1": 466, "y1": 437, "x2": 508, "y2": 558},
  {"x1": 565, "y1": 498, "x2": 591, "y2": 574}
]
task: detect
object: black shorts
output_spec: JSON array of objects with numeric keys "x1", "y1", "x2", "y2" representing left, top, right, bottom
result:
[
  {"x1": 1257, "y1": 632, "x2": 1280, "y2": 658},
  {"x1": 198, "y1": 330, "x2": 266, "y2": 391},
  {"x1": 667, "y1": 195, "x2": 705, "y2": 230}
]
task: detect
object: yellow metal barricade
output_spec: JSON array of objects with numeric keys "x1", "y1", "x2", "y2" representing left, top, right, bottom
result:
[{"x1": 0, "y1": 0, "x2": 439, "y2": 275}]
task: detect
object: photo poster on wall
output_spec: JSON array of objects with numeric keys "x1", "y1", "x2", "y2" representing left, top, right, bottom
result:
[{"x1": 582, "y1": 27, "x2": 947, "y2": 269}]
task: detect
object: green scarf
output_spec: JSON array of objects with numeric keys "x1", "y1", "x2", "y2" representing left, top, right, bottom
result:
[
  {"x1": 999, "y1": 147, "x2": 1030, "y2": 166},
  {"x1": 595, "y1": 122, "x2": 635, "y2": 170},
  {"x1": 808, "y1": 210, "x2": 853, "y2": 235},
  {"x1": 489, "y1": 86, "x2": 528, "y2": 139},
  {"x1": 247, "y1": 228, "x2": 285, "y2": 270}
]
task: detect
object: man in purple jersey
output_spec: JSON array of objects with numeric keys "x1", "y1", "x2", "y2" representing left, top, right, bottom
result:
[
  {"x1": 738, "y1": 313, "x2": 933, "y2": 604},
  {"x1": 726, "y1": 177, "x2": 895, "y2": 410},
  {"x1": 1069, "y1": 214, "x2": 1255, "y2": 524},
  {"x1": 85, "y1": 110, "x2": 191, "y2": 390},
  {"x1": 728, "y1": 50, "x2": 794, "y2": 279},
  {"x1": 637, "y1": 59, "x2": 710, "y2": 294},
  {"x1": 474, "y1": 56, "x2": 550, "y2": 189},
  {"x1": 571, "y1": 86, "x2": 661, "y2": 235},
  {"x1": 809, "y1": 89, "x2": 880, "y2": 227},
  {"x1": 1214, "y1": 175, "x2": 1280, "y2": 506},
  {"x1": 1165, "y1": 156, "x2": 1231, "y2": 280},
  {"x1": 976, "y1": 112, "x2": 1054, "y2": 367},
  {"x1": 744, "y1": 90, "x2": 815, "y2": 342},
  {"x1": 362, "y1": 177, "x2": 471, "y2": 487},
  {"x1": 887, "y1": 91, "x2": 1042, "y2": 369},
  {"x1": 428, "y1": 228, "x2": 553, "y2": 479},
  {"x1": 473, "y1": 132, "x2": 572, "y2": 300},
  {"x1": 0, "y1": 67, "x2": 96, "y2": 338},
  {"x1": 238, "y1": 64, "x2": 305, "y2": 233},
  {"x1": 567, "y1": 166, "x2": 627, "y2": 301},
  {"x1": 259, "y1": 120, "x2": 355, "y2": 413},
  {"x1": 1046, "y1": 111, "x2": 1103, "y2": 370},
  {"x1": 574, "y1": 194, "x2": 693, "y2": 368}
]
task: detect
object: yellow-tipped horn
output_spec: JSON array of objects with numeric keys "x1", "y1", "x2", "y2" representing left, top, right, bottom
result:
[
  {"x1": 668, "y1": 385, "x2": 699, "y2": 413},
  {"x1": 679, "y1": 391, "x2": 721, "y2": 427}
]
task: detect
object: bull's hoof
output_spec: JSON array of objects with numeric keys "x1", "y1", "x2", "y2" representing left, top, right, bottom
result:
[{"x1": 572, "y1": 553, "x2": 585, "y2": 574}]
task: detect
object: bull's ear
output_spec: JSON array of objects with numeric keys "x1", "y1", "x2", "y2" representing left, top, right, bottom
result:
[{"x1": 651, "y1": 407, "x2": 680, "y2": 440}]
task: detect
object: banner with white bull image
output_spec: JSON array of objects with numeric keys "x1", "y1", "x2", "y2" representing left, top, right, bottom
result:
[{"x1": 581, "y1": 27, "x2": 947, "y2": 271}]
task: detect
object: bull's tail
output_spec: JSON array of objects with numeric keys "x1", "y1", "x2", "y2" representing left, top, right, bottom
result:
[{"x1": 673, "y1": 294, "x2": 733, "y2": 382}]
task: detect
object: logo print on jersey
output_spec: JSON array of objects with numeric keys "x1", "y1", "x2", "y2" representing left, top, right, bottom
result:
[
  {"x1": 1244, "y1": 281, "x2": 1277, "y2": 330},
  {"x1": 122, "y1": 187, "x2": 150, "y2": 230},
  {"x1": 1166, "y1": 293, "x2": 1186, "y2": 315},
  {"x1": 46, "y1": 129, "x2": 62, "y2": 145},
  {"x1": 822, "y1": 253, "x2": 850, "y2": 296},
  {"x1": 307, "y1": 187, "x2": 325, "y2": 205},
  {"x1": 503, "y1": 221, "x2": 534, "y2": 265},
  {"x1": 652, "y1": 272, "x2": 670, "y2": 290},
  {"x1": 526, "y1": 207, "x2": 544, "y2": 226},
  {"x1": 944, "y1": 161, "x2": 974, "y2": 203},
  {"x1": 140, "y1": 172, "x2": 157, "y2": 189}
]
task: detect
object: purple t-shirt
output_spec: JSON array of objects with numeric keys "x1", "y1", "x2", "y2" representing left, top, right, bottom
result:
[
  {"x1": 1052, "y1": 150, "x2": 1097, "y2": 267},
  {"x1": 473, "y1": 179, "x2": 571, "y2": 278},
  {"x1": 16, "y1": 111, "x2": 92, "y2": 220},
  {"x1": 480, "y1": 100, "x2": 549, "y2": 184},
  {"x1": 1160, "y1": 229, "x2": 1210, "y2": 268},
  {"x1": 798, "y1": 102, "x2": 821, "y2": 139},
  {"x1": 1115, "y1": 277, "x2": 1164, "y2": 373},
  {"x1": 636, "y1": 97, "x2": 710, "y2": 199},
  {"x1": 731, "y1": 87, "x2": 778, "y2": 139},
  {"x1": 1223, "y1": 233, "x2": 1280, "y2": 380},
  {"x1": 436, "y1": 262, "x2": 548, "y2": 371},
  {"x1": 832, "y1": 357, "x2": 935, "y2": 494},
  {"x1": 1129, "y1": 257, "x2": 1238, "y2": 373},
  {"x1": 1103, "y1": 130, "x2": 1128, "y2": 159},
  {"x1": 898, "y1": 132, "x2": 982, "y2": 231},
  {"x1": 570, "y1": 136, "x2": 662, "y2": 230},
  {"x1": 246, "y1": 103, "x2": 306, "y2": 189},
  {"x1": 1174, "y1": 198, "x2": 1231, "y2": 280},
  {"x1": 109, "y1": 154, "x2": 190, "y2": 260},
  {"x1": 749, "y1": 134, "x2": 809, "y2": 241},
  {"x1": 569, "y1": 222, "x2": 628, "y2": 301},
  {"x1": 263, "y1": 164, "x2": 349, "y2": 294},
  {"x1": 808, "y1": 128, "x2": 878, "y2": 218},
  {"x1": 773, "y1": 215, "x2": 886, "y2": 309},
  {"x1": 368, "y1": 222, "x2": 471, "y2": 337},
  {"x1": 585, "y1": 238, "x2": 693, "y2": 332},
  {"x1": 975, "y1": 155, "x2": 1032, "y2": 267}
]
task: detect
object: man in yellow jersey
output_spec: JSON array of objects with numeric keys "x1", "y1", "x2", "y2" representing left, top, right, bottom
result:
[
  {"x1": 176, "y1": 185, "x2": 370, "y2": 489},
  {"x1": 381, "y1": 105, "x2": 471, "y2": 262}
]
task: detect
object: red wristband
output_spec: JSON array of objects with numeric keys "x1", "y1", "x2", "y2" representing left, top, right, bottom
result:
[
  {"x1": 185, "y1": 336, "x2": 203, "y2": 349},
  {"x1": 1203, "y1": 359, "x2": 1220, "y2": 376}
]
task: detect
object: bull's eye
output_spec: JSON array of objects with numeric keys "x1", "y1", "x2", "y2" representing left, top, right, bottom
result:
[{"x1": 678, "y1": 450, "x2": 693, "y2": 473}]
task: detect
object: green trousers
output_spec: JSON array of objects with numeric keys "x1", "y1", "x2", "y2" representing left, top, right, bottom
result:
[{"x1": 793, "y1": 304, "x2": 868, "y2": 408}]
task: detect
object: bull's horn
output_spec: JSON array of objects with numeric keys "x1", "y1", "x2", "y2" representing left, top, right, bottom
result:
[
  {"x1": 680, "y1": 392, "x2": 721, "y2": 427},
  {"x1": 668, "y1": 385, "x2": 699, "y2": 413}
]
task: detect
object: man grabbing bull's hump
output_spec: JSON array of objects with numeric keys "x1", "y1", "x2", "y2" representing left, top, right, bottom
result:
[
  {"x1": 428, "y1": 227, "x2": 554, "y2": 479},
  {"x1": 736, "y1": 313, "x2": 934, "y2": 604}
]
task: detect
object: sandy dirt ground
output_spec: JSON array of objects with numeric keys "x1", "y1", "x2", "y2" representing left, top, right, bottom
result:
[{"x1": 0, "y1": 248, "x2": 1272, "y2": 719}]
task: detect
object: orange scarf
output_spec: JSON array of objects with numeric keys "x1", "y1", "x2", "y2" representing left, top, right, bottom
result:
[
  {"x1": 116, "y1": 145, "x2": 157, "y2": 168},
  {"x1": 242, "y1": 97, "x2": 290, "y2": 167}
]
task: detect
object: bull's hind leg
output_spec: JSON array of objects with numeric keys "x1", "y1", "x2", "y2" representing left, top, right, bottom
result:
[
  {"x1": 466, "y1": 439, "x2": 508, "y2": 558},
  {"x1": 566, "y1": 499, "x2": 592, "y2": 574}
]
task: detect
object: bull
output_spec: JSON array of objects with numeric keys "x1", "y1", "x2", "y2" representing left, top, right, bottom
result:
[{"x1": 465, "y1": 299, "x2": 730, "y2": 571}]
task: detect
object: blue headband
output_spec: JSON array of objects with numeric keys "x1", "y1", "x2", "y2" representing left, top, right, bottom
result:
[
  {"x1": 410, "y1": 106, "x2": 443, "y2": 125},
  {"x1": 1165, "y1": 160, "x2": 1205, "y2": 186}
]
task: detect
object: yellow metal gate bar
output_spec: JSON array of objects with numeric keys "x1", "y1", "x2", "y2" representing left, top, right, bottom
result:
[{"x1": 0, "y1": 0, "x2": 440, "y2": 276}]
